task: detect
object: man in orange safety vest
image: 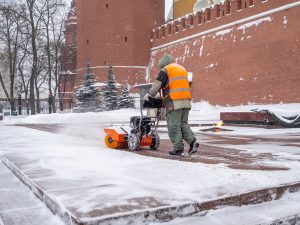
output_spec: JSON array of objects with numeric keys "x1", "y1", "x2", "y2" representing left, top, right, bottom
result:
[{"x1": 144, "y1": 54, "x2": 199, "y2": 157}]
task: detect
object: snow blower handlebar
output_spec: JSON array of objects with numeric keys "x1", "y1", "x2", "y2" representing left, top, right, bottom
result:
[{"x1": 140, "y1": 96, "x2": 163, "y2": 135}]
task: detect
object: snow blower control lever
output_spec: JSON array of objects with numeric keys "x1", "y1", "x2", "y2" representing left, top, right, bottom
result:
[{"x1": 104, "y1": 97, "x2": 163, "y2": 151}]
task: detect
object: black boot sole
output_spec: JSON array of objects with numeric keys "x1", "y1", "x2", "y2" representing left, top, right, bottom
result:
[
  {"x1": 169, "y1": 152, "x2": 185, "y2": 157},
  {"x1": 188, "y1": 143, "x2": 199, "y2": 156}
]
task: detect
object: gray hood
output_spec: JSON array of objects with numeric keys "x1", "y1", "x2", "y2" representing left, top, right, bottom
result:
[{"x1": 158, "y1": 54, "x2": 175, "y2": 70}]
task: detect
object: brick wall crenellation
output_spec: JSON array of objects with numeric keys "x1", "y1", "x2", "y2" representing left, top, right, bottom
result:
[
  {"x1": 149, "y1": 0, "x2": 300, "y2": 105},
  {"x1": 152, "y1": 0, "x2": 297, "y2": 46}
]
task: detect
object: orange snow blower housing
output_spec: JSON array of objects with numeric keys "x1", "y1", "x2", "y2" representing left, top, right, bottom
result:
[
  {"x1": 104, "y1": 127, "x2": 128, "y2": 149},
  {"x1": 104, "y1": 97, "x2": 163, "y2": 151}
]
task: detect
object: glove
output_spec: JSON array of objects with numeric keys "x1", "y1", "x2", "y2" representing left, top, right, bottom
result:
[{"x1": 143, "y1": 93, "x2": 151, "y2": 102}]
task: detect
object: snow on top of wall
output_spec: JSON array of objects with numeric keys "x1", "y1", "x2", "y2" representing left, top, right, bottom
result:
[
  {"x1": 68, "y1": 16, "x2": 77, "y2": 20},
  {"x1": 215, "y1": 28, "x2": 233, "y2": 36},
  {"x1": 65, "y1": 21, "x2": 77, "y2": 26},
  {"x1": 238, "y1": 16, "x2": 272, "y2": 31},
  {"x1": 76, "y1": 65, "x2": 147, "y2": 73},
  {"x1": 62, "y1": 70, "x2": 76, "y2": 75},
  {"x1": 153, "y1": 1, "x2": 300, "y2": 51}
]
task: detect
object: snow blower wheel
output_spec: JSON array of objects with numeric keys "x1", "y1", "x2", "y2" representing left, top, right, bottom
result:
[
  {"x1": 150, "y1": 133, "x2": 160, "y2": 150},
  {"x1": 105, "y1": 134, "x2": 124, "y2": 149},
  {"x1": 128, "y1": 133, "x2": 140, "y2": 151}
]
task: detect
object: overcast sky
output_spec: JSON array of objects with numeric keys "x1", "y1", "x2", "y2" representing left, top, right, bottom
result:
[
  {"x1": 165, "y1": 0, "x2": 173, "y2": 19},
  {"x1": 64, "y1": 0, "x2": 173, "y2": 20}
]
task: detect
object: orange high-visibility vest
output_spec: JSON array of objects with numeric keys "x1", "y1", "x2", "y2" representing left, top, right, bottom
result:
[{"x1": 164, "y1": 63, "x2": 192, "y2": 100}]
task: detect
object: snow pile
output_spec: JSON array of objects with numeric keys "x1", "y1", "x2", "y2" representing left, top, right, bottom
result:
[
  {"x1": 190, "y1": 102, "x2": 300, "y2": 121},
  {"x1": 2, "y1": 102, "x2": 300, "y2": 126},
  {"x1": 2, "y1": 109, "x2": 139, "y2": 125},
  {"x1": 189, "y1": 101, "x2": 220, "y2": 120}
]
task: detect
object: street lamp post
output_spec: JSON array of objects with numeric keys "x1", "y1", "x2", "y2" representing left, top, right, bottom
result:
[
  {"x1": 48, "y1": 95, "x2": 52, "y2": 114},
  {"x1": 18, "y1": 93, "x2": 21, "y2": 116}
]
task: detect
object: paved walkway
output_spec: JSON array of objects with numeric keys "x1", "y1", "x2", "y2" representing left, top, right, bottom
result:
[
  {"x1": 0, "y1": 162, "x2": 63, "y2": 225},
  {"x1": 150, "y1": 191, "x2": 300, "y2": 225},
  {"x1": 16, "y1": 124, "x2": 300, "y2": 171},
  {"x1": 146, "y1": 131, "x2": 300, "y2": 170},
  {"x1": 1, "y1": 124, "x2": 300, "y2": 224}
]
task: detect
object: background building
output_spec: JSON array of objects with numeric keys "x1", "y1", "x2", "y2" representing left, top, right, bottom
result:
[
  {"x1": 63, "y1": 0, "x2": 300, "y2": 106},
  {"x1": 75, "y1": 0, "x2": 164, "y2": 88},
  {"x1": 151, "y1": 0, "x2": 300, "y2": 105},
  {"x1": 59, "y1": 0, "x2": 77, "y2": 109},
  {"x1": 172, "y1": 0, "x2": 225, "y2": 19},
  {"x1": 173, "y1": 0, "x2": 197, "y2": 19}
]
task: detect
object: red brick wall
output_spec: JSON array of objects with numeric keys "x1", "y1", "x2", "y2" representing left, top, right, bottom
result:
[
  {"x1": 76, "y1": 0, "x2": 165, "y2": 88},
  {"x1": 59, "y1": 0, "x2": 77, "y2": 109},
  {"x1": 150, "y1": 0, "x2": 300, "y2": 105},
  {"x1": 75, "y1": 66, "x2": 148, "y2": 89}
]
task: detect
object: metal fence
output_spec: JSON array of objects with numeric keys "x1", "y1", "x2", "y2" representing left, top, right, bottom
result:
[{"x1": 0, "y1": 98, "x2": 73, "y2": 116}]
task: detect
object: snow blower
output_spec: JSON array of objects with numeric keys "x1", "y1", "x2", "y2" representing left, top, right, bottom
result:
[{"x1": 104, "y1": 97, "x2": 163, "y2": 151}]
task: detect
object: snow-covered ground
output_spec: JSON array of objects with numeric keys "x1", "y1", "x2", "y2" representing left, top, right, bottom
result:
[
  {"x1": 0, "y1": 102, "x2": 299, "y2": 224},
  {"x1": 1, "y1": 125, "x2": 300, "y2": 222},
  {"x1": 3, "y1": 101, "x2": 300, "y2": 125},
  {"x1": 150, "y1": 191, "x2": 300, "y2": 225},
  {"x1": 0, "y1": 162, "x2": 63, "y2": 225},
  {"x1": 2, "y1": 102, "x2": 300, "y2": 138}
]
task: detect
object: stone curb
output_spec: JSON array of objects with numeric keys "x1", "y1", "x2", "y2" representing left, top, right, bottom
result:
[
  {"x1": 2, "y1": 155, "x2": 300, "y2": 225},
  {"x1": 0, "y1": 156, "x2": 82, "y2": 225}
]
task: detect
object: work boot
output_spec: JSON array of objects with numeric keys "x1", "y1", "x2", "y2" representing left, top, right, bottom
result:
[
  {"x1": 188, "y1": 139, "x2": 199, "y2": 155},
  {"x1": 169, "y1": 149, "x2": 184, "y2": 157}
]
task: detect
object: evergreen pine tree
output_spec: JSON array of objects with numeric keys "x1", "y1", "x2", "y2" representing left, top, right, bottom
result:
[
  {"x1": 73, "y1": 62, "x2": 100, "y2": 112},
  {"x1": 103, "y1": 65, "x2": 118, "y2": 111},
  {"x1": 118, "y1": 82, "x2": 135, "y2": 109}
]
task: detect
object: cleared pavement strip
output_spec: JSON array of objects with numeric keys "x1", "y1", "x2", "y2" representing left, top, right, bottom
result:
[{"x1": 1, "y1": 155, "x2": 300, "y2": 225}]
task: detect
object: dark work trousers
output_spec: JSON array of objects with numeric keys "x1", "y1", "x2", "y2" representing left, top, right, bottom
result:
[{"x1": 167, "y1": 108, "x2": 195, "y2": 151}]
